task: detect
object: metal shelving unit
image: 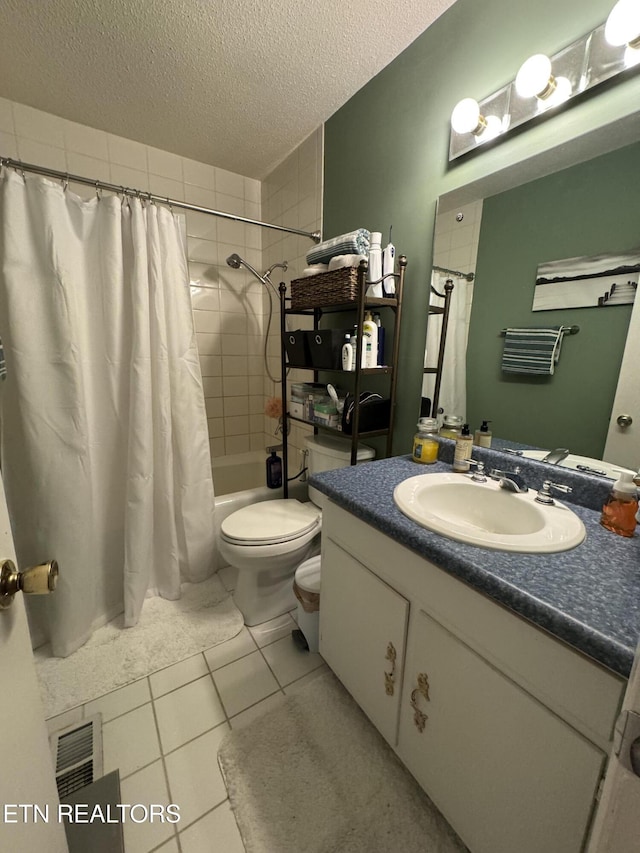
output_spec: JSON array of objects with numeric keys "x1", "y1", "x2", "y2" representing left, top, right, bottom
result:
[{"x1": 279, "y1": 256, "x2": 407, "y2": 497}]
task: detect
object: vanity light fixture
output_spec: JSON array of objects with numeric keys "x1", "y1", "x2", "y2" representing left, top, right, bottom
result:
[{"x1": 449, "y1": 0, "x2": 640, "y2": 160}]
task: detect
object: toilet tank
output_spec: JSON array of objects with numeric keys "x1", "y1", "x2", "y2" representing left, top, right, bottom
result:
[{"x1": 305, "y1": 435, "x2": 375, "y2": 507}]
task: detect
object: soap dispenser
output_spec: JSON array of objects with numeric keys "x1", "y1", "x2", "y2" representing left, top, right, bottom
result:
[
  {"x1": 474, "y1": 420, "x2": 492, "y2": 448},
  {"x1": 452, "y1": 423, "x2": 474, "y2": 473},
  {"x1": 600, "y1": 471, "x2": 638, "y2": 537}
]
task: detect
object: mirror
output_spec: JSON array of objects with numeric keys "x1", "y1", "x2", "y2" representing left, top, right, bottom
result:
[{"x1": 427, "y1": 136, "x2": 640, "y2": 471}]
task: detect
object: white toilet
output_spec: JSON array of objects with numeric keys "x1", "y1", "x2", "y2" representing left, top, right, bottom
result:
[{"x1": 219, "y1": 435, "x2": 374, "y2": 626}]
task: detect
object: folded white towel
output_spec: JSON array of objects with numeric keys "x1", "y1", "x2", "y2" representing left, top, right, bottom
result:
[
  {"x1": 328, "y1": 254, "x2": 367, "y2": 271},
  {"x1": 306, "y1": 229, "x2": 370, "y2": 266},
  {"x1": 302, "y1": 265, "x2": 329, "y2": 277}
]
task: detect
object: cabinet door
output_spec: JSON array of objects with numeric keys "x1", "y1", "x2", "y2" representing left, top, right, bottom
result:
[
  {"x1": 398, "y1": 609, "x2": 605, "y2": 853},
  {"x1": 319, "y1": 537, "x2": 409, "y2": 746}
]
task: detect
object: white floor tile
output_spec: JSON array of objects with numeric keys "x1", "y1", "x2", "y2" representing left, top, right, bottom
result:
[
  {"x1": 248, "y1": 613, "x2": 296, "y2": 648},
  {"x1": 154, "y1": 675, "x2": 226, "y2": 754},
  {"x1": 261, "y1": 635, "x2": 324, "y2": 687},
  {"x1": 229, "y1": 691, "x2": 286, "y2": 730},
  {"x1": 102, "y1": 704, "x2": 161, "y2": 779},
  {"x1": 149, "y1": 653, "x2": 209, "y2": 699},
  {"x1": 119, "y1": 760, "x2": 176, "y2": 853},
  {"x1": 218, "y1": 565, "x2": 238, "y2": 592},
  {"x1": 204, "y1": 627, "x2": 256, "y2": 672},
  {"x1": 164, "y1": 724, "x2": 229, "y2": 829},
  {"x1": 46, "y1": 705, "x2": 83, "y2": 735},
  {"x1": 213, "y1": 650, "x2": 279, "y2": 717},
  {"x1": 154, "y1": 839, "x2": 180, "y2": 853},
  {"x1": 84, "y1": 678, "x2": 151, "y2": 723},
  {"x1": 283, "y1": 663, "x2": 330, "y2": 696},
  {"x1": 179, "y1": 801, "x2": 245, "y2": 853}
]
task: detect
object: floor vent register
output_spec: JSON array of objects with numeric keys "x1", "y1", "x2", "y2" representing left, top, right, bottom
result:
[{"x1": 49, "y1": 714, "x2": 104, "y2": 799}]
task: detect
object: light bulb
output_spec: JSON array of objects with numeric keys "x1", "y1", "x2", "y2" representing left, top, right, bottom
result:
[
  {"x1": 624, "y1": 44, "x2": 640, "y2": 67},
  {"x1": 605, "y1": 0, "x2": 640, "y2": 47},
  {"x1": 515, "y1": 54, "x2": 554, "y2": 99},
  {"x1": 451, "y1": 98, "x2": 486, "y2": 135},
  {"x1": 538, "y1": 76, "x2": 573, "y2": 111},
  {"x1": 482, "y1": 115, "x2": 503, "y2": 141}
]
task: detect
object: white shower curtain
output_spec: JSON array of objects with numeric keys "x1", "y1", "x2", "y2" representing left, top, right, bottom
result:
[
  {"x1": 422, "y1": 274, "x2": 471, "y2": 419},
  {"x1": 0, "y1": 170, "x2": 216, "y2": 657}
]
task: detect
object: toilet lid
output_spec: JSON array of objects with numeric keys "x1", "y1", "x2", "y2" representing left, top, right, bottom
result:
[
  {"x1": 221, "y1": 500, "x2": 321, "y2": 545},
  {"x1": 295, "y1": 555, "x2": 321, "y2": 593}
]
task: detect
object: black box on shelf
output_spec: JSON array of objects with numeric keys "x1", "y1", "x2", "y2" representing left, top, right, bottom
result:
[
  {"x1": 342, "y1": 394, "x2": 391, "y2": 434},
  {"x1": 307, "y1": 329, "x2": 345, "y2": 370},
  {"x1": 283, "y1": 330, "x2": 312, "y2": 367}
]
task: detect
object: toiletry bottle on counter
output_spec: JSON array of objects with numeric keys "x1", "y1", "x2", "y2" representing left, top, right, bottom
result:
[
  {"x1": 382, "y1": 228, "x2": 395, "y2": 296},
  {"x1": 362, "y1": 312, "x2": 378, "y2": 368},
  {"x1": 474, "y1": 420, "x2": 492, "y2": 448},
  {"x1": 373, "y1": 313, "x2": 385, "y2": 365},
  {"x1": 366, "y1": 232, "x2": 383, "y2": 297},
  {"x1": 452, "y1": 423, "x2": 473, "y2": 472},
  {"x1": 600, "y1": 471, "x2": 638, "y2": 537},
  {"x1": 439, "y1": 414, "x2": 463, "y2": 439},
  {"x1": 412, "y1": 418, "x2": 439, "y2": 464},
  {"x1": 266, "y1": 450, "x2": 282, "y2": 489},
  {"x1": 342, "y1": 334, "x2": 354, "y2": 371}
]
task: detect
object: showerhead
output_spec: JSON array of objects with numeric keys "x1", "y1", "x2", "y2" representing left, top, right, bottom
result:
[
  {"x1": 264, "y1": 261, "x2": 288, "y2": 277},
  {"x1": 226, "y1": 253, "x2": 288, "y2": 286},
  {"x1": 226, "y1": 253, "x2": 243, "y2": 269}
]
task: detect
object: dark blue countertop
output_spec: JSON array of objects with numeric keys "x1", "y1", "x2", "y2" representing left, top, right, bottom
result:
[{"x1": 310, "y1": 453, "x2": 640, "y2": 678}]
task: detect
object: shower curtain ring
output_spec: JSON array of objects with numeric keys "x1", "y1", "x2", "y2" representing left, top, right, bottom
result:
[
  {"x1": 95, "y1": 180, "x2": 102, "y2": 200},
  {"x1": 62, "y1": 174, "x2": 69, "y2": 192},
  {"x1": 166, "y1": 196, "x2": 173, "y2": 213}
]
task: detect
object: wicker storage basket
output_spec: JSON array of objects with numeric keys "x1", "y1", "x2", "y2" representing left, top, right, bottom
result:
[{"x1": 290, "y1": 267, "x2": 361, "y2": 309}]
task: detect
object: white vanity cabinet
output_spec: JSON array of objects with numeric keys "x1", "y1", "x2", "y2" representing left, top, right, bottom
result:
[{"x1": 319, "y1": 500, "x2": 625, "y2": 853}]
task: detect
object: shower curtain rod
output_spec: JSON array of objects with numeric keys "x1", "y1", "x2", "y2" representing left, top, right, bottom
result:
[
  {"x1": 0, "y1": 155, "x2": 321, "y2": 243},
  {"x1": 433, "y1": 264, "x2": 475, "y2": 282}
]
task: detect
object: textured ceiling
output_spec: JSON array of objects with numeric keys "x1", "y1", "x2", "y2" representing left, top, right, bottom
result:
[{"x1": 0, "y1": 0, "x2": 456, "y2": 178}]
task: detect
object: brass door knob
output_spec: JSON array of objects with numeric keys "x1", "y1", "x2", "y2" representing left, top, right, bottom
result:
[{"x1": 0, "y1": 559, "x2": 59, "y2": 610}]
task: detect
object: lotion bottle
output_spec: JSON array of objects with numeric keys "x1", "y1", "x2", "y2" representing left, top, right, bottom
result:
[
  {"x1": 373, "y1": 312, "x2": 385, "y2": 365},
  {"x1": 362, "y1": 311, "x2": 378, "y2": 368},
  {"x1": 342, "y1": 333, "x2": 354, "y2": 371},
  {"x1": 600, "y1": 471, "x2": 638, "y2": 537},
  {"x1": 452, "y1": 423, "x2": 473, "y2": 472},
  {"x1": 474, "y1": 420, "x2": 492, "y2": 448},
  {"x1": 266, "y1": 450, "x2": 282, "y2": 489}
]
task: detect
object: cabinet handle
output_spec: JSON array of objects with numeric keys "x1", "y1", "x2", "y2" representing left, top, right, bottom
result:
[
  {"x1": 384, "y1": 642, "x2": 397, "y2": 696},
  {"x1": 410, "y1": 672, "x2": 430, "y2": 733}
]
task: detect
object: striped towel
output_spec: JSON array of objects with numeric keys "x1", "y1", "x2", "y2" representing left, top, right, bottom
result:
[
  {"x1": 501, "y1": 327, "x2": 564, "y2": 375},
  {"x1": 0, "y1": 338, "x2": 6, "y2": 381},
  {"x1": 306, "y1": 229, "x2": 370, "y2": 266}
]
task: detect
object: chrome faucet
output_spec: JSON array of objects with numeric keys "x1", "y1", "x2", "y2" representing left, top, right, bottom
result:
[
  {"x1": 541, "y1": 448, "x2": 570, "y2": 465},
  {"x1": 489, "y1": 467, "x2": 529, "y2": 493}
]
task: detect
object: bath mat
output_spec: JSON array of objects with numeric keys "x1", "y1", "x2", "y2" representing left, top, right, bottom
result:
[
  {"x1": 36, "y1": 574, "x2": 243, "y2": 718},
  {"x1": 218, "y1": 671, "x2": 467, "y2": 853}
]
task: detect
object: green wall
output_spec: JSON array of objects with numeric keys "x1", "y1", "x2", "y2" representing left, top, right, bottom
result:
[
  {"x1": 467, "y1": 142, "x2": 640, "y2": 458},
  {"x1": 323, "y1": 0, "x2": 640, "y2": 454}
]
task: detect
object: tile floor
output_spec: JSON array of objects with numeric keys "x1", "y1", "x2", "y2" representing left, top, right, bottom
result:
[{"x1": 45, "y1": 566, "x2": 328, "y2": 853}]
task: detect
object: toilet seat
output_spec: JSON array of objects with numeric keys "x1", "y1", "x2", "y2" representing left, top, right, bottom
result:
[{"x1": 221, "y1": 499, "x2": 321, "y2": 546}]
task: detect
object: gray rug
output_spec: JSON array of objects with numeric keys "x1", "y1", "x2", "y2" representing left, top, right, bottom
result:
[
  {"x1": 218, "y1": 671, "x2": 467, "y2": 853},
  {"x1": 36, "y1": 574, "x2": 243, "y2": 717}
]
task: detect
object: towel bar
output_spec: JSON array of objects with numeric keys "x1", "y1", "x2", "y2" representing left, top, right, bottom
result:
[{"x1": 499, "y1": 325, "x2": 579, "y2": 336}]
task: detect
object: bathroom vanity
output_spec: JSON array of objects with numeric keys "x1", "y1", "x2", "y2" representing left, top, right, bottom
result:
[{"x1": 313, "y1": 455, "x2": 640, "y2": 853}]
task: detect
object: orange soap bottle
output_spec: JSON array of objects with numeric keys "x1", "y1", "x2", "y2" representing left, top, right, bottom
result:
[{"x1": 600, "y1": 471, "x2": 638, "y2": 537}]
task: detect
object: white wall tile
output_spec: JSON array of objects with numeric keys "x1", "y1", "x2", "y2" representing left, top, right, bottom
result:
[
  {"x1": 183, "y1": 157, "x2": 215, "y2": 190},
  {"x1": 225, "y1": 434, "x2": 250, "y2": 455},
  {"x1": 0, "y1": 130, "x2": 18, "y2": 158},
  {"x1": 107, "y1": 133, "x2": 148, "y2": 171},
  {"x1": 0, "y1": 98, "x2": 15, "y2": 134},
  {"x1": 215, "y1": 167, "x2": 244, "y2": 199},
  {"x1": 149, "y1": 174, "x2": 184, "y2": 200},
  {"x1": 109, "y1": 163, "x2": 149, "y2": 191},
  {"x1": 13, "y1": 103, "x2": 65, "y2": 147},
  {"x1": 147, "y1": 146, "x2": 183, "y2": 180},
  {"x1": 66, "y1": 152, "x2": 111, "y2": 182},
  {"x1": 63, "y1": 120, "x2": 109, "y2": 160},
  {"x1": 16, "y1": 138, "x2": 67, "y2": 171}
]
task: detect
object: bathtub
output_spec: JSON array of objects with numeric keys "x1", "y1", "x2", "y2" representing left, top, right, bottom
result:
[{"x1": 213, "y1": 451, "x2": 308, "y2": 560}]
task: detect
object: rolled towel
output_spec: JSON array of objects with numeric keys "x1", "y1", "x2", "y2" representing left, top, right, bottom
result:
[
  {"x1": 501, "y1": 327, "x2": 564, "y2": 375},
  {"x1": 306, "y1": 229, "x2": 370, "y2": 266},
  {"x1": 327, "y1": 254, "x2": 367, "y2": 271},
  {"x1": 301, "y1": 264, "x2": 329, "y2": 277}
]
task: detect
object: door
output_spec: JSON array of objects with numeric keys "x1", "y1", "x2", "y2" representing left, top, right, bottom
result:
[
  {"x1": 604, "y1": 294, "x2": 640, "y2": 469},
  {"x1": 319, "y1": 537, "x2": 409, "y2": 747},
  {"x1": 587, "y1": 640, "x2": 640, "y2": 852},
  {"x1": 0, "y1": 471, "x2": 68, "y2": 852},
  {"x1": 398, "y1": 608, "x2": 605, "y2": 853}
]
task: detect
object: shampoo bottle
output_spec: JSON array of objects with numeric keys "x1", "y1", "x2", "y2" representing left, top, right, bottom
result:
[
  {"x1": 373, "y1": 312, "x2": 385, "y2": 365},
  {"x1": 342, "y1": 333, "x2": 354, "y2": 371},
  {"x1": 362, "y1": 311, "x2": 378, "y2": 368},
  {"x1": 600, "y1": 471, "x2": 638, "y2": 537},
  {"x1": 382, "y1": 228, "x2": 396, "y2": 296},
  {"x1": 474, "y1": 420, "x2": 492, "y2": 448},
  {"x1": 266, "y1": 450, "x2": 282, "y2": 489},
  {"x1": 366, "y1": 232, "x2": 383, "y2": 297},
  {"x1": 452, "y1": 423, "x2": 473, "y2": 472}
]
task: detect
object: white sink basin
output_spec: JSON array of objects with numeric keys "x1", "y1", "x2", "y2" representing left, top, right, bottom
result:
[
  {"x1": 519, "y1": 450, "x2": 633, "y2": 480},
  {"x1": 393, "y1": 472, "x2": 586, "y2": 553}
]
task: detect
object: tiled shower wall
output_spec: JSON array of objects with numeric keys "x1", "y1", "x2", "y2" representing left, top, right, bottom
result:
[
  {"x1": 261, "y1": 129, "x2": 324, "y2": 470},
  {"x1": 0, "y1": 98, "x2": 322, "y2": 465}
]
